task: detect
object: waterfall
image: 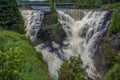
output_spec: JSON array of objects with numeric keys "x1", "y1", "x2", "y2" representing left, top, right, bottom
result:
[
  {"x1": 58, "y1": 10, "x2": 111, "y2": 79},
  {"x1": 21, "y1": 10, "x2": 63, "y2": 80},
  {"x1": 21, "y1": 9, "x2": 111, "y2": 80}
]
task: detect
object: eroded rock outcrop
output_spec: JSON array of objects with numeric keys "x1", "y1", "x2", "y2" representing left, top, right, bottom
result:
[{"x1": 109, "y1": 33, "x2": 120, "y2": 51}]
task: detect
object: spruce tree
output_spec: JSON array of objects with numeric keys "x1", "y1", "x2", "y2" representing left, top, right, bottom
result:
[
  {"x1": 49, "y1": 0, "x2": 57, "y2": 23},
  {"x1": 0, "y1": 0, "x2": 24, "y2": 33}
]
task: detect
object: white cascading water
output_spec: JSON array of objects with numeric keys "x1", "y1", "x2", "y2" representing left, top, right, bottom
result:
[
  {"x1": 21, "y1": 9, "x2": 110, "y2": 80},
  {"x1": 57, "y1": 10, "x2": 110, "y2": 79},
  {"x1": 21, "y1": 10, "x2": 63, "y2": 80},
  {"x1": 21, "y1": 10, "x2": 44, "y2": 37}
]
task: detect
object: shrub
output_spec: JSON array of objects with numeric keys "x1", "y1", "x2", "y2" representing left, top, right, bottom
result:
[
  {"x1": 108, "y1": 11, "x2": 120, "y2": 37},
  {"x1": 0, "y1": 48, "x2": 22, "y2": 80},
  {"x1": 104, "y1": 64, "x2": 120, "y2": 80},
  {"x1": 102, "y1": 3, "x2": 120, "y2": 11},
  {"x1": 101, "y1": 41, "x2": 120, "y2": 80},
  {"x1": 59, "y1": 55, "x2": 86, "y2": 80}
]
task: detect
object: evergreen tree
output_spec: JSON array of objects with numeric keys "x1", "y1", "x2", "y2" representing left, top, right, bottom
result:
[
  {"x1": 0, "y1": 0, "x2": 24, "y2": 33},
  {"x1": 49, "y1": 0, "x2": 57, "y2": 23},
  {"x1": 94, "y1": 0, "x2": 103, "y2": 7}
]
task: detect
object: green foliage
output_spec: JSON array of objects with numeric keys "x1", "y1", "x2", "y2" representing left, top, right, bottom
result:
[
  {"x1": 114, "y1": 53, "x2": 120, "y2": 63},
  {"x1": 49, "y1": 23, "x2": 62, "y2": 33},
  {"x1": 77, "y1": 0, "x2": 103, "y2": 8},
  {"x1": 102, "y1": 3, "x2": 120, "y2": 37},
  {"x1": 101, "y1": 41, "x2": 120, "y2": 80},
  {"x1": 42, "y1": 22, "x2": 63, "y2": 43},
  {"x1": 49, "y1": 0, "x2": 58, "y2": 23},
  {"x1": 101, "y1": 41, "x2": 117, "y2": 68},
  {"x1": 94, "y1": 3, "x2": 120, "y2": 78},
  {"x1": 0, "y1": 30, "x2": 51, "y2": 80},
  {"x1": 104, "y1": 64, "x2": 120, "y2": 80},
  {"x1": 0, "y1": 48, "x2": 22, "y2": 80},
  {"x1": 108, "y1": 12, "x2": 120, "y2": 36},
  {"x1": 102, "y1": 0, "x2": 118, "y2": 4},
  {"x1": 77, "y1": 0, "x2": 120, "y2": 8},
  {"x1": 51, "y1": 0, "x2": 77, "y2": 3},
  {"x1": 94, "y1": 0, "x2": 103, "y2": 7},
  {"x1": 59, "y1": 55, "x2": 85, "y2": 80},
  {"x1": 42, "y1": 22, "x2": 62, "y2": 34},
  {"x1": 102, "y1": 3, "x2": 120, "y2": 11},
  {"x1": 0, "y1": 0, "x2": 24, "y2": 33}
]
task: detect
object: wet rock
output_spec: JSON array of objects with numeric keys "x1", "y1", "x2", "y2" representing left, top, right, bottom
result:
[
  {"x1": 37, "y1": 29, "x2": 52, "y2": 42},
  {"x1": 109, "y1": 33, "x2": 120, "y2": 51}
]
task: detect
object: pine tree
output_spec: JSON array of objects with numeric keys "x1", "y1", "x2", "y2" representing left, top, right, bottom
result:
[
  {"x1": 49, "y1": 0, "x2": 57, "y2": 23},
  {"x1": 0, "y1": 0, "x2": 24, "y2": 33}
]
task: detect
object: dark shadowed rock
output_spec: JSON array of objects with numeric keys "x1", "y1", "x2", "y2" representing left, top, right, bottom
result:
[{"x1": 109, "y1": 33, "x2": 120, "y2": 51}]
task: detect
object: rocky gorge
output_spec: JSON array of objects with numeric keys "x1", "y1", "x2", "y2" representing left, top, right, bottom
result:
[{"x1": 21, "y1": 9, "x2": 120, "y2": 80}]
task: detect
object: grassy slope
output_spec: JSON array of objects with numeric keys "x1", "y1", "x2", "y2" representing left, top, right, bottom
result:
[{"x1": 0, "y1": 29, "x2": 51, "y2": 80}]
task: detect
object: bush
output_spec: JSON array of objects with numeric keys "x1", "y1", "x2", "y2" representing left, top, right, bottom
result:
[
  {"x1": 101, "y1": 41, "x2": 120, "y2": 80},
  {"x1": 0, "y1": 48, "x2": 22, "y2": 80},
  {"x1": 102, "y1": 3, "x2": 120, "y2": 11},
  {"x1": 108, "y1": 11, "x2": 120, "y2": 37},
  {"x1": 104, "y1": 64, "x2": 120, "y2": 80},
  {"x1": 59, "y1": 55, "x2": 85, "y2": 80}
]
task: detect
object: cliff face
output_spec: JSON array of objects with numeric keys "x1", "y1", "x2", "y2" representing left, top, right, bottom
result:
[
  {"x1": 98, "y1": 32, "x2": 120, "y2": 79},
  {"x1": 38, "y1": 11, "x2": 66, "y2": 45}
]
